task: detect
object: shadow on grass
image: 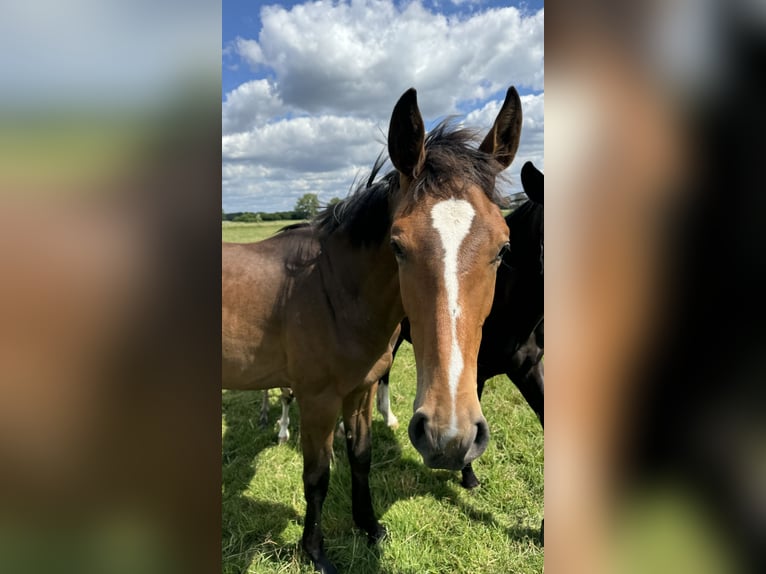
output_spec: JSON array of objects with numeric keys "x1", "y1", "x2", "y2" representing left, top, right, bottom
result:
[
  {"x1": 222, "y1": 498, "x2": 302, "y2": 574},
  {"x1": 222, "y1": 391, "x2": 303, "y2": 573},
  {"x1": 366, "y1": 420, "x2": 543, "y2": 546},
  {"x1": 222, "y1": 391, "x2": 385, "y2": 573},
  {"x1": 222, "y1": 391, "x2": 541, "y2": 573}
]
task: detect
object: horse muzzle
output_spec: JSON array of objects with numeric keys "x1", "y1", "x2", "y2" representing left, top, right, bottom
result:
[{"x1": 408, "y1": 410, "x2": 490, "y2": 471}]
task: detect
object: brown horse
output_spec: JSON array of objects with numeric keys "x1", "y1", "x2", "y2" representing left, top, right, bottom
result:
[{"x1": 222, "y1": 86, "x2": 521, "y2": 574}]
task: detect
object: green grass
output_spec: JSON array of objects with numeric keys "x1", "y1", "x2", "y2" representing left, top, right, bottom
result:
[
  {"x1": 222, "y1": 351, "x2": 543, "y2": 573},
  {"x1": 222, "y1": 221, "x2": 299, "y2": 243},
  {"x1": 221, "y1": 222, "x2": 544, "y2": 573}
]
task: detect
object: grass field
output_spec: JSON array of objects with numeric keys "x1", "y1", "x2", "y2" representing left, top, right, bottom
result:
[
  {"x1": 221, "y1": 221, "x2": 544, "y2": 573},
  {"x1": 222, "y1": 220, "x2": 297, "y2": 243}
]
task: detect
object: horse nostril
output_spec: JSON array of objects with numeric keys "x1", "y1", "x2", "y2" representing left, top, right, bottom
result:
[
  {"x1": 408, "y1": 411, "x2": 429, "y2": 449},
  {"x1": 465, "y1": 417, "x2": 490, "y2": 465},
  {"x1": 475, "y1": 419, "x2": 489, "y2": 448}
]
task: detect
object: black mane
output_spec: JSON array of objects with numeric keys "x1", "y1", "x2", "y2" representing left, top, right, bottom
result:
[
  {"x1": 313, "y1": 120, "x2": 507, "y2": 247},
  {"x1": 314, "y1": 153, "x2": 396, "y2": 247}
]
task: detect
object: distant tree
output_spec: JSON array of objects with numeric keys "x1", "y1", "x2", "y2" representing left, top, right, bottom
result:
[
  {"x1": 327, "y1": 197, "x2": 342, "y2": 207},
  {"x1": 294, "y1": 193, "x2": 320, "y2": 219},
  {"x1": 233, "y1": 212, "x2": 262, "y2": 223},
  {"x1": 222, "y1": 208, "x2": 225, "y2": 221}
]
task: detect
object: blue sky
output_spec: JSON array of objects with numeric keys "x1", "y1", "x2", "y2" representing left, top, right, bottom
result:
[{"x1": 223, "y1": 0, "x2": 544, "y2": 213}]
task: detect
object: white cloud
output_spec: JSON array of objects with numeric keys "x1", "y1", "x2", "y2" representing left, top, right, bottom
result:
[
  {"x1": 222, "y1": 114, "x2": 389, "y2": 212},
  {"x1": 235, "y1": 38, "x2": 265, "y2": 67},
  {"x1": 464, "y1": 92, "x2": 544, "y2": 195},
  {"x1": 222, "y1": 91, "x2": 543, "y2": 212},
  {"x1": 223, "y1": 115, "x2": 382, "y2": 170},
  {"x1": 223, "y1": 162, "x2": 369, "y2": 213},
  {"x1": 237, "y1": 1, "x2": 543, "y2": 118},
  {"x1": 222, "y1": 0, "x2": 544, "y2": 212},
  {"x1": 222, "y1": 79, "x2": 285, "y2": 134}
]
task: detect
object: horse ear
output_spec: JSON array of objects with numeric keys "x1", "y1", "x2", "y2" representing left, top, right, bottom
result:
[
  {"x1": 479, "y1": 86, "x2": 522, "y2": 171},
  {"x1": 521, "y1": 161, "x2": 544, "y2": 204},
  {"x1": 388, "y1": 88, "x2": 426, "y2": 179}
]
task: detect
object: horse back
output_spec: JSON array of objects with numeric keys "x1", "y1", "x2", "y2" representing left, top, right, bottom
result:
[{"x1": 221, "y1": 234, "x2": 314, "y2": 390}]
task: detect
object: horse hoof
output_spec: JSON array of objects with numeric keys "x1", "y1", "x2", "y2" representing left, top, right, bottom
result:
[
  {"x1": 277, "y1": 434, "x2": 289, "y2": 445},
  {"x1": 367, "y1": 523, "x2": 388, "y2": 545},
  {"x1": 460, "y1": 474, "x2": 480, "y2": 490}
]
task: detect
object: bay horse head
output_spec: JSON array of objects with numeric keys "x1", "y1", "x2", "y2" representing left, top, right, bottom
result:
[{"x1": 388, "y1": 87, "x2": 522, "y2": 471}]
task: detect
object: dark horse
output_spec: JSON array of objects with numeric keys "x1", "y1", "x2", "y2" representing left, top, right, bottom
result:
[
  {"x1": 222, "y1": 87, "x2": 523, "y2": 573},
  {"x1": 376, "y1": 160, "x2": 544, "y2": 489}
]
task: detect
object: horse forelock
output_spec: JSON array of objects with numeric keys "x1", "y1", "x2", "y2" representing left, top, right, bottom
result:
[{"x1": 409, "y1": 121, "x2": 508, "y2": 208}]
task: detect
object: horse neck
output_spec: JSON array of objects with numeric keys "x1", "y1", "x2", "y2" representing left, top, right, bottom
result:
[
  {"x1": 506, "y1": 203, "x2": 543, "y2": 267},
  {"x1": 320, "y1": 234, "x2": 404, "y2": 331},
  {"x1": 497, "y1": 262, "x2": 544, "y2": 343},
  {"x1": 504, "y1": 208, "x2": 544, "y2": 328}
]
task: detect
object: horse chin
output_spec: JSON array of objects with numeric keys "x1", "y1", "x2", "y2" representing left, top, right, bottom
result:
[
  {"x1": 421, "y1": 453, "x2": 468, "y2": 472},
  {"x1": 426, "y1": 440, "x2": 487, "y2": 471}
]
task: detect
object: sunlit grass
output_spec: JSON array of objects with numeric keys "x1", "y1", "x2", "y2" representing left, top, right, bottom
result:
[
  {"x1": 222, "y1": 221, "x2": 294, "y2": 243},
  {"x1": 222, "y1": 352, "x2": 543, "y2": 574}
]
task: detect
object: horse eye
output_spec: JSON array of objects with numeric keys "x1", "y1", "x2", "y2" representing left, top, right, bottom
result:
[
  {"x1": 494, "y1": 242, "x2": 510, "y2": 263},
  {"x1": 390, "y1": 240, "x2": 405, "y2": 260}
]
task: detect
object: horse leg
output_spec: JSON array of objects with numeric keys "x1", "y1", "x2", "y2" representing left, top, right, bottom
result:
[
  {"x1": 508, "y1": 359, "x2": 544, "y2": 427},
  {"x1": 277, "y1": 387, "x2": 294, "y2": 444},
  {"x1": 375, "y1": 371, "x2": 398, "y2": 429},
  {"x1": 507, "y1": 360, "x2": 545, "y2": 540},
  {"x1": 259, "y1": 389, "x2": 270, "y2": 429},
  {"x1": 460, "y1": 460, "x2": 481, "y2": 490},
  {"x1": 461, "y1": 375, "x2": 489, "y2": 489},
  {"x1": 375, "y1": 325, "x2": 405, "y2": 428},
  {"x1": 298, "y1": 394, "x2": 341, "y2": 574},
  {"x1": 343, "y1": 381, "x2": 386, "y2": 543}
]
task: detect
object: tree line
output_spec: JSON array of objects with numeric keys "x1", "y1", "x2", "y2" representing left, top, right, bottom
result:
[{"x1": 223, "y1": 193, "x2": 341, "y2": 222}]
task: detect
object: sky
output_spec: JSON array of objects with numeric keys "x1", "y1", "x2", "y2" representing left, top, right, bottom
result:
[
  {"x1": 222, "y1": 0, "x2": 544, "y2": 213},
  {"x1": 1, "y1": 0, "x2": 219, "y2": 107}
]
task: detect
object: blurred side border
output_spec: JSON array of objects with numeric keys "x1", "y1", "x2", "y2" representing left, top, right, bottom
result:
[
  {"x1": 0, "y1": 2, "x2": 222, "y2": 574},
  {"x1": 545, "y1": 1, "x2": 766, "y2": 573}
]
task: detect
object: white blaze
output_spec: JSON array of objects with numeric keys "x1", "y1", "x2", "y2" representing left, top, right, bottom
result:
[{"x1": 431, "y1": 199, "x2": 475, "y2": 438}]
